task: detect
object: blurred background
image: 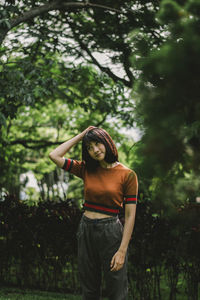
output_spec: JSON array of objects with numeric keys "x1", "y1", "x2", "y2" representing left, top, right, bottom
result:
[{"x1": 0, "y1": 0, "x2": 200, "y2": 299}]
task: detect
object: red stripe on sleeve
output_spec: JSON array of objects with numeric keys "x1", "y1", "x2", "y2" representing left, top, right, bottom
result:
[
  {"x1": 125, "y1": 197, "x2": 137, "y2": 201},
  {"x1": 66, "y1": 159, "x2": 71, "y2": 171}
]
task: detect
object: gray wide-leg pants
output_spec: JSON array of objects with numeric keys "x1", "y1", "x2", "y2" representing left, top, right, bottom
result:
[{"x1": 77, "y1": 215, "x2": 128, "y2": 300}]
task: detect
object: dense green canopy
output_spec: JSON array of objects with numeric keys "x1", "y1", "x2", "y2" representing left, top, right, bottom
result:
[
  {"x1": 0, "y1": 0, "x2": 162, "y2": 87},
  {"x1": 0, "y1": 0, "x2": 160, "y2": 200},
  {"x1": 1, "y1": 0, "x2": 200, "y2": 212},
  {"x1": 134, "y1": 0, "x2": 200, "y2": 173},
  {"x1": 131, "y1": 0, "x2": 200, "y2": 213}
]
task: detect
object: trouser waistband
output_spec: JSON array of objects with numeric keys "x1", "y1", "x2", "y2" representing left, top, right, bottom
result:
[{"x1": 82, "y1": 214, "x2": 118, "y2": 224}]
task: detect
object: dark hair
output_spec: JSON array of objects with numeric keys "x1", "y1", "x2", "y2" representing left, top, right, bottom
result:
[{"x1": 82, "y1": 127, "x2": 118, "y2": 172}]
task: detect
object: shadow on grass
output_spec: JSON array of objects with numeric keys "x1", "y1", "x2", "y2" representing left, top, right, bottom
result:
[{"x1": 0, "y1": 287, "x2": 81, "y2": 300}]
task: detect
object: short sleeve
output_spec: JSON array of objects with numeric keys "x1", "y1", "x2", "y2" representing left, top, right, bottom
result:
[
  {"x1": 62, "y1": 158, "x2": 85, "y2": 179},
  {"x1": 123, "y1": 170, "x2": 138, "y2": 204}
]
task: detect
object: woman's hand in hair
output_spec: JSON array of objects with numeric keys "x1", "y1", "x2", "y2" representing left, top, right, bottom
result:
[
  {"x1": 86, "y1": 126, "x2": 96, "y2": 131},
  {"x1": 81, "y1": 126, "x2": 96, "y2": 136},
  {"x1": 49, "y1": 128, "x2": 95, "y2": 167}
]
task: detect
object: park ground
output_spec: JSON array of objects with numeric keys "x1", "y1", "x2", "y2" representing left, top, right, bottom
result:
[
  {"x1": 0, "y1": 287, "x2": 111, "y2": 300},
  {"x1": 0, "y1": 285, "x2": 190, "y2": 300},
  {"x1": 0, "y1": 288, "x2": 81, "y2": 300}
]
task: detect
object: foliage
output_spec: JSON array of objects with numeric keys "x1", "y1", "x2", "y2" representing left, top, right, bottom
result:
[
  {"x1": 1, "y1": 2, "x2": 200, "y2": 298},
  {"x1": 0, "y1": 49, "x2": 130, "y2": 200},
  {"x1": 0, "y1": 288, "x2": 82, "y2": 299},
  {"x1": 128, "y1": 0, "x2": 200, "y2": 217},
  {"x1": 0, "y1": 0, "x2": 168, "y2": 204},
  {"x1": 132, "y1": 0, "x2": 200, "y2": 175},
  {"x1": 0, "y1": 0, "x2": 164, "y2": 88},
  {"x1": 0, "y1": 195, "x2": 82, "y2": 292},
  {"x1": 0, "y1": 195, "x2": 199, "y2": 299}
]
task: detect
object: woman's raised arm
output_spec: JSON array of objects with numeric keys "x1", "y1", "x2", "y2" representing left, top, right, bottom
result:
[{"x1": 49, "y1": 126, "x2": 94, "y2": 168}]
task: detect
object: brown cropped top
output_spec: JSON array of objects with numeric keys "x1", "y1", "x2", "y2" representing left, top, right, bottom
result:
[{"x1": 62, "y1": 159, "x2": 138, "y2": 216}]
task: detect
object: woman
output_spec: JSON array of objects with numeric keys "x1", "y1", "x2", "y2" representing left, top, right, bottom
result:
[{"x1": 49, "y1": 126, "x2": 138, "y2": 300}]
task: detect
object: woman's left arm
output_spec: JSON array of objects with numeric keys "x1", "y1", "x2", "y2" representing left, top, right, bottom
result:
[{"x1": 110, "y1": 204, "x2": 136, "y2": 272}]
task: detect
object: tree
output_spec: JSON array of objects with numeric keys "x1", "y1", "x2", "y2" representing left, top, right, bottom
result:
[
  {"x1": 0, "y1": 52, "x2": 130, "y2": 198},
  {"x1": 0, "y1": 1, "x2": 166, "y2": 138},
  {"x1": 0, "y1": 0, "x2": 163, "y2": 89},
  {"x1": 133, "y1": 0, "x2": 200, "y2": 173},
  {"x1": 131, "y1": 0, "x2": 200, "y2": 210},
  {"x1": 0, "y1": 1, "x2": 163, "y2": 199}
]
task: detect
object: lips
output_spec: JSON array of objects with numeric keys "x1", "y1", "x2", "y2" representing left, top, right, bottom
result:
[{"x1": 95, "y1": 153, "x2": 102, "y2": 157}]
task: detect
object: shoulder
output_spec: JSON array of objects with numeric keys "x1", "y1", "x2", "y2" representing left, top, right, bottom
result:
[
  {"x1": 117, "y1": 163, "x2": 137, "y2": 176},
  {"x1": 62, "y1": 158, "x2": 86, "y2": 179},
  {"x1": 117, "y1": 164, "x2": 138, "y2": 188}
]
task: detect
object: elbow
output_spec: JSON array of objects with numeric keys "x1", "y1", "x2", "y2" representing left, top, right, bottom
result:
[{"x1": 49, "y1": 151, "x2": 55, "y2": 161}]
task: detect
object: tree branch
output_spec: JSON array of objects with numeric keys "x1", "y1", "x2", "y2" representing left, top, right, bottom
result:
[
  {"x1": 0, "y1": 1, "x2": 134, "y2": 87},
  {"x1": 0, "y1": 1, "x2": 125, "y2": 46},
  {"x1": 69, "y1": 23, "x2": 132, "y2": 87},
  {"x1": 5, "y1": 113, "x2": 108, "y2": 149},
  {"x1": 5, "y1": 139, "x2": 63, "y2": 150},
  {"x1": 122, "y1": 48, "x2": 134, "y2": 87},
  {"x1": 96, "y1": 113, "x2": 108, "y2": 127}
]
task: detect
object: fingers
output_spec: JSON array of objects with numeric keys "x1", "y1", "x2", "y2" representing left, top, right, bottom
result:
[
  {"x1": 87, "y1": 126, "x2": 96, "y2": 131},
  {"x1": 110, "y1": 261, "x2": 123, "y2": 272},
  {"x1": 110, "y1": 252, "x2": 124, "y2": 272},
  {"x1": 110, "y1": 255, "x2": 115, "y2": 270},
  {"x1": 82, "y1": 126, "x2": 96, "y2": 136}
]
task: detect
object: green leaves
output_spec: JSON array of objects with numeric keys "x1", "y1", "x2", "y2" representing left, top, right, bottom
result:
[
  {"x1": 157, "y1": 0, "x2": 183, "y2": 24},
  {"x1": 132, "y1": 0, "x2": 200, "y2": 176},
  {"x1": 185, "y1": 0, "x2": 200, "y2": 15},
  {"x1": 0, "y1": 45, "x2": 131, "y2": 199},
  {"x1": 0, "y1": 111, "x2": 6, "y2": 127}
]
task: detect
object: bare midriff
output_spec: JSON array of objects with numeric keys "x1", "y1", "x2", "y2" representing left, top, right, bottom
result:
[{"x1": 83, "y1": 210, "x2": 113, "y2": 219}]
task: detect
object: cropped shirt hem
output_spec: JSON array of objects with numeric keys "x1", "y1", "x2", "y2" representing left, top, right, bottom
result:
[{"x1": 84, "y1": 201, "x2": 120, "y2": 216}]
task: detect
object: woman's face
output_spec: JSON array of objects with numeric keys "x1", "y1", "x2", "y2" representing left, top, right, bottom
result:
[{"x1": 86, "y1": 141, "x2": 106, "y2": 161}]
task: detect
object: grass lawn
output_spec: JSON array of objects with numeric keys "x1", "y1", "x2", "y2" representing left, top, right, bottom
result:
[{"x1": 0, "y1": 287, "x2": 81, "y2": 300}]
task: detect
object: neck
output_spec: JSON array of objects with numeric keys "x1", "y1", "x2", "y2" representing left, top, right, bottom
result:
[{"x1": 99, "y1": 160, "x2": 117, "y2": 169}]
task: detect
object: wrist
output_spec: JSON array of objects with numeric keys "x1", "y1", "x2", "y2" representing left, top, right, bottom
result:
[
  {"x1": 79, "y1": 131, "x2": 86, "y2": 139},
  {"x1": 118, "y1": 247, "x2": 127, "y2": 255}
]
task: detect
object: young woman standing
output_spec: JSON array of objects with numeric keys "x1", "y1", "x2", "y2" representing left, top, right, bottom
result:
[{"x1": 49, "y1": 126, "x2": 138, "y2": 300}]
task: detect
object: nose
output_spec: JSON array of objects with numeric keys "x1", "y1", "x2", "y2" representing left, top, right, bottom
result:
[{"x1": 93, "y1": 145, "x2": 99, "y2": 153}]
